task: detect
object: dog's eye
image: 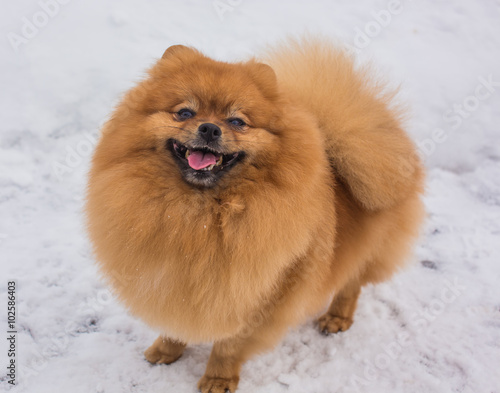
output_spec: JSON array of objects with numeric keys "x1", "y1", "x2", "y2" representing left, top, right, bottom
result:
[
  {"x1": 177, "y1": 108, "x2": 195, "y2": 120},
  {"x1": 228, "y1": 118, "x2": 246, "y2": 127}
]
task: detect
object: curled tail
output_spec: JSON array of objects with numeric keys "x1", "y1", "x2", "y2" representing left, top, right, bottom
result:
[{"x1": 263, "y1": 38, "x2": 424, "y2": 211}]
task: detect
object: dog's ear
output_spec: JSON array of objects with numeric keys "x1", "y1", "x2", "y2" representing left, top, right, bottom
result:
[
  {"x1": 247, "y1": 61, "x2": 278, "y2": 100},
  {"x1": 162, "y1": 45, "x2": 193, "y2": 60}
]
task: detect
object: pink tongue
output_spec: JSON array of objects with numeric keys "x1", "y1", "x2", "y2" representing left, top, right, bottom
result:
[{"x1": 187, "y1": 151, "x2": 217, "y2": 170}]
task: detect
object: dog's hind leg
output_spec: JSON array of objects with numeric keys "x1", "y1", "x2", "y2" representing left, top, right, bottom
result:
[{"x1": 317, "y1": 279, "x2": 361, "y2": 335}]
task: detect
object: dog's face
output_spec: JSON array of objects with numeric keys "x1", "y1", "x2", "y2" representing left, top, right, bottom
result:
[{"x1": 114, "y1": 45, "x2": 283, "y2": 189}]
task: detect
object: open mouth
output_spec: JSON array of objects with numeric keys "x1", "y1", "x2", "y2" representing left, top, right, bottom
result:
[{"x1": 167, "y1": 139, "x2": 244, "y2": 186}]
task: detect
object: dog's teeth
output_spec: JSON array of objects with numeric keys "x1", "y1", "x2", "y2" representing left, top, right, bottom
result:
[
  {"x1": 185, "y1": 150, "x2": 191, "y2": 159},
  {"x1": 216, "y1": 156, "x2": 223, "y2": 166},
  {"x1": 199, "y1": 165, "x2": 215, "y2": 172}
]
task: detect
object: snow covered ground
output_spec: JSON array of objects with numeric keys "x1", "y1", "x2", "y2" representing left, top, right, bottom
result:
[{"x1": 1, "y1": 1, "x2": 499, "y2": 392}]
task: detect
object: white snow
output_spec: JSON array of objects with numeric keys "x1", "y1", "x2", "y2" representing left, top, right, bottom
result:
[{"x1": 1, "y1": 1, "x2": 499, "y2": 392}]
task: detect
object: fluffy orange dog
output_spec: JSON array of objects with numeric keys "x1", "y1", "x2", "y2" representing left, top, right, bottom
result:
[{"x1": 86, "y1": 39, "x2": 424, "y2": 392}]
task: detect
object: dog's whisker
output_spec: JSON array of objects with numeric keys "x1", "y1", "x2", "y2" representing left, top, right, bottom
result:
[
  {"x1": 225, "y1": 139, "x2": 275, "y2": 146},
  {"x1": 145, "y1": 125, "x2": 191, "y2": 133}
]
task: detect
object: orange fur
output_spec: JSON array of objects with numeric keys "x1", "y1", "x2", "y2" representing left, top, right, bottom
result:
[{"x1": 86, "y1": 38, "x2": 424, "y2": 393}]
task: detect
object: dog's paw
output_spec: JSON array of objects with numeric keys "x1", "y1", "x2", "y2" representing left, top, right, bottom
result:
[
  {"x1": 197, "y1": 375, "x2": 239, "y2": 393},
  {"x1": 144, "y1": 344, "x2": 182, "y2": 365},
  {"x1": 317, "y1": 313, "x2": 353, "y2": 335}
]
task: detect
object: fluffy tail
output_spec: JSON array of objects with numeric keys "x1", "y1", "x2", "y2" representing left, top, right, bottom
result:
[{"x1": 263, "y1": 38, "x2": 424, "y2": 211}]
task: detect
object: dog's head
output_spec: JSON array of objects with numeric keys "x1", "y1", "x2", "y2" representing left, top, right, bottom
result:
[{"x1": 102, "y1": 45, "x2": 288, "y2": 189}]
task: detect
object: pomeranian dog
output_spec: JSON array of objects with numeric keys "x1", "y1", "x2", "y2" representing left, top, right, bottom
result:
[{"x1": 86, "y1": 38, "x2": 424, "y2": 392}]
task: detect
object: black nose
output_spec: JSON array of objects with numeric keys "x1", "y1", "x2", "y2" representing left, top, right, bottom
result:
[{"x1": 198, "y1": 123, "x2": 222, "y2": 143}]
